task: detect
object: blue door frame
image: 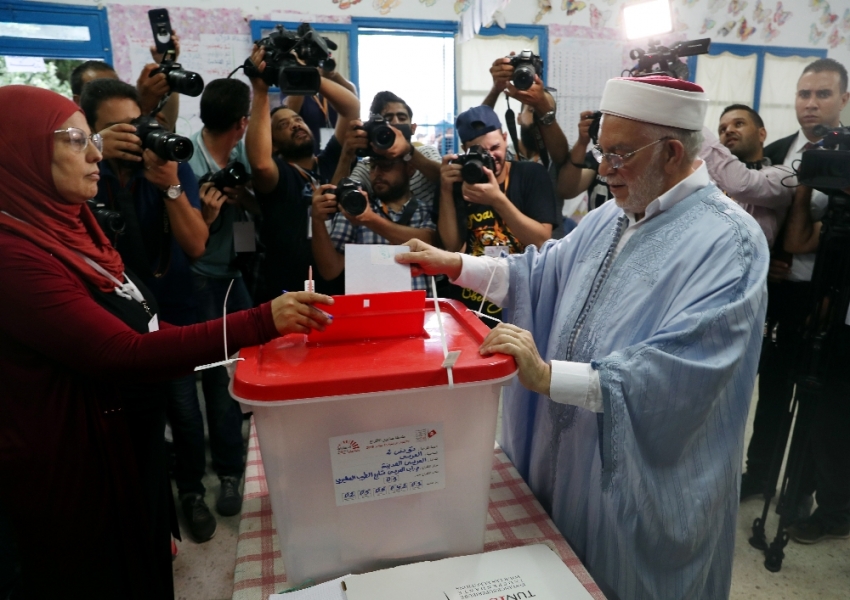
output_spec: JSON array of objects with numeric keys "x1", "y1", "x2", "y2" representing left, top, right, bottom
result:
[{"x1": 0, "y1": 0, "x2": 112, "y2": 64}]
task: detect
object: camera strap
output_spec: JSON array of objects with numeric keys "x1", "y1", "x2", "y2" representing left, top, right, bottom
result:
[
  {"x1": 379, "y1": 198, "x2": 420, "y2": 227},
  {"x1": 503, "y1": 94, "x2": 525, "y2": 162},
  {"x1": 312, "y1": 95, "x2": 332, "y2": 128}
]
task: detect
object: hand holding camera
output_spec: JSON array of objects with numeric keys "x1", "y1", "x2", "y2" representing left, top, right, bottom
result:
[
  {"x1": 451, "y1": 145, "x2": 496, "y2": 185},
  {"x1": 439, "y1": 154, "x2": 463, "y2": 194},
  {"x1": 335, "y1": 178, "x2": 371, "y2": 220},
  {"x1": 132, "y1": 116, "x2": 194, "y2": 162},
  {"x1": 355, "y1": 115, "x2": 411, "y2": 159},
  {"x1": 340, "y1": 120, "x2": 370, "y2": 159},
  {"x1": 489, "y1": 55, "x2": 514, "y2": 94},
  {"x1": 461, "y1": 165, "x2": 504, "y2": 208},
  {"x1": 99, "y1": 123, "x2": 143, "y2": 163},
  {"x1": 199, "y1": 181, "x2": 227, "y2": 226},
  {"x1": 142, "y1": 149, "x2": 180, "y2": 191},
  {"x1": 312, "y1": 183, "x2": 339, "y2": 222}
]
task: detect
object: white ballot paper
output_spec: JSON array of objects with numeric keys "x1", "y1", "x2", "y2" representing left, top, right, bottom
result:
[
  {"x1": 344, "y1": 244, "x2": 412, "y2": 295},
  {"x1": 342, "y1": 544, "x2": 594, "y2": 600}
]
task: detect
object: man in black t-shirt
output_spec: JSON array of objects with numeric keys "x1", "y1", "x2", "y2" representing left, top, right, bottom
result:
[
  {"x1": 244, "y1": 44, "x2": 360, "y2": 303},
  {"x1": 437, "y1": 105, "x2": 559, "y2": 323}
]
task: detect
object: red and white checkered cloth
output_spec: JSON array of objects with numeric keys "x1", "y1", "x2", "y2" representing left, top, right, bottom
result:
[{"x1": 233, "y1": 419, "x2": 605, "y2": 600}]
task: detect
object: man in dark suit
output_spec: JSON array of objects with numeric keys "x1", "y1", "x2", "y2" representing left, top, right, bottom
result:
[{"x1": 741, "y1": 58, "x2": 849, "y2": 510}]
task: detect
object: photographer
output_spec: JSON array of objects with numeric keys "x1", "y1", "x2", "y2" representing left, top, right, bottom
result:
[
  {"x1": 81, "y1": 79, "x2": 220, "y2": 543},
  {"x1": 311, "y1": 156, "x2": 436, "y2": 291},
  {"x1": 185, "y1": 78, "x2": 258, "y2": 523},
  {"x1": 245, "y1": 43, "x2": 360, "y2": 302},
  {"x1": 485, "y1": 54, "x2": 569, "y2": 236},
  {"x1": 349, "y1": 91, "x2": 442, "y2": 203},
  {"x1": 70, "y1": 30, "x2": 182, "y2": 133},
  {"x1": 780, "y1": 184, "x2": 850, "y2": 545},
  {"x1": 283, "y1": 65, "x2": 357, "y2": 154},
  {"x1": 438, "y1": 105, "x2": 559, "y2": 323}
]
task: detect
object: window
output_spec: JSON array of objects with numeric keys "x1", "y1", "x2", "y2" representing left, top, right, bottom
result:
[
  {"x1": 0, "y1": 0, "x2": 113, "y2": 97},
  {"x1": 689, "y1": 44, "x2": 826, "y2": 144}
]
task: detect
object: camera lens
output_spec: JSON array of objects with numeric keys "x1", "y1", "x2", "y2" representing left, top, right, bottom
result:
[
  {"x1": 340, "y1": 190, "x2": 367, "y2": 216},
  {"x1": 165, "y1": 137, "x2": 194, "y2": 162},
  {"x1": 461, "y1": 160, "x2": 486, "y2": 185},
  {"x1": 372, "y1": 124, "x2": 396, "y2": 150},
  {"x1": 513, "y1": 66, "x2": 535, "y2": 91},
  {"x1": 168, "y1": 69, "x2": 204, "y2": 97}
]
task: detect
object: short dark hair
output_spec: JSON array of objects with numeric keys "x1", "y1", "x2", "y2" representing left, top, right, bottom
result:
[
  {"x1": 80, "y1": 79, "x2": 139, "y2": 130},
  {"x1": 200, "y1": 78, "x2": 250, "y2": 132},
  {"x1": 720, "y1": 104, "x2": 764, "y2": 129},
  {"x1": 802, "y1": 58, "x2": 848, "y2": 94},
  {"x1": 369, "y1": 91, "x2": 413, "y2": 121},
  {"x1": 270, "y1": 105, "x2": 292, "y2": 119},
  {"x1": 71, "y1": 60, "x2": 116, "y2": 96}
]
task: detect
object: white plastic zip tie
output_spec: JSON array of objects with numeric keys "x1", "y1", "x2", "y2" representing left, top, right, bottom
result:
[
  {"x1": 195, "y1": 279, "x2": 245, "y2": 372},
  {"x1": 431, "y1": 276, "x2": 460, "y2": 388},
  {"x1": 471, "y1": 252, "x2": 504, "y2": 324}
]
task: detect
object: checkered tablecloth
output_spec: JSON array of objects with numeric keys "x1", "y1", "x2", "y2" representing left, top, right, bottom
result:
[{"x1": 233, "y1": 419, "x2": 604, "y2": 600}]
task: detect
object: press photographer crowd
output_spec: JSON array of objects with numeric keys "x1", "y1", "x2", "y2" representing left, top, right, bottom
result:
[{"x1": 1, "y1": 15, "x2": 850, "y2": 600}]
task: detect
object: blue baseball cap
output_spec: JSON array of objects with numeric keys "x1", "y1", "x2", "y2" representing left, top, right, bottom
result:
[{"x1": 456, "y1": 105, "x2": 503, "y2": 144}]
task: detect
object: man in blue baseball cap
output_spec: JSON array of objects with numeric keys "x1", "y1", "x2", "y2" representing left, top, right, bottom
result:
[{"x1": 437, "y1": 105, "x2": 559, "y2": 325}]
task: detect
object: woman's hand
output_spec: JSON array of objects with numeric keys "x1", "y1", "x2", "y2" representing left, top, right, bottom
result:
[
  {"x1": 394, "y1": 238, "x2": 463, "y2": 279},
  {"x1": 479, "y1": 323, "x2": 551, "y2": 396},
  {"x1": 270, "y1": 291, "x2": 334, "y2": 335}
]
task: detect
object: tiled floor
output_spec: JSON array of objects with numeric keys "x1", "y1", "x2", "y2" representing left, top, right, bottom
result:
[{"x1": 174, "y1": 385, "x2": 850, "y2": 600}]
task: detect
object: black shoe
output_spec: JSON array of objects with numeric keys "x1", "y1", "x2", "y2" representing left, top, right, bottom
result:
[
  {"x1": 740, "y1": 472, "x2": 772, "y2": 501},
  {"x1": 180, "y1": 493, "x2": 217, "y2": 543},
  {"x1": 216, "y1": 476, "x2": 243, "y2": 517},
  {"x1": 788, "y1": 513, "x2": 850, "y2": 544}
]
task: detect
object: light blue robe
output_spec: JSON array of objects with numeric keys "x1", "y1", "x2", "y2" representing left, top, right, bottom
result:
[{"x1": 501, "y1": 183, "x2": 768, "y2": 600}]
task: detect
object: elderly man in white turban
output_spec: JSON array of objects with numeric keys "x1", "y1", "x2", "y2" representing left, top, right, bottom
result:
[{"x1": 397, "y1": 76, "x2": 769, "y2": 599}]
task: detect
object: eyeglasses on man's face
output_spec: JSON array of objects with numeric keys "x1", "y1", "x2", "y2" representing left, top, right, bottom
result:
[
  {"x1": 591, "y1": 137, "x2": 669, "y2": 170},
  {"x1": 54, "y1": 127, "x2": 103, "y2": 154}
]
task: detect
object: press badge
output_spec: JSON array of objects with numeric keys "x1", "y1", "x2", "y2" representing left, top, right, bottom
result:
[
  {"x1": 320, "y1": 127, "x2": 335, "y2": 149},
  {"x1": 233, "y1": 221, "x2": 256, "y2": 253},
  {"x1": 307, "y1": 206, "x2": 313, "y2": 239},
  {"x1": 484, "y1": 245, "x2": 507, "y2": 258},
  {"x1": 148, "y1": 314, "x2": 159, "y2": 333}
]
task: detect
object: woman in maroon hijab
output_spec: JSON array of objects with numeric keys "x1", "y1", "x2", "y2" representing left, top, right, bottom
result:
[{"x1": 0, "y1": 86, "x2": 333, "y2": 599}]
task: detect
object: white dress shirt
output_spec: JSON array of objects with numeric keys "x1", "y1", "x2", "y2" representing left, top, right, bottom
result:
[{"x1": 453, "y1": 163, "x2": 712, "y2": 412}]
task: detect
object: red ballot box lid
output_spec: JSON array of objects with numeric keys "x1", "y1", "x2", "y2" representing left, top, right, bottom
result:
[{"x1": 232, "y1": 291, "x2": 516, "y2": 403}]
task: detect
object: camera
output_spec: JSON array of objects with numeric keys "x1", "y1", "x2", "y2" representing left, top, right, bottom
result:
[
  {"x1": 452, "y1": 145, "x2": 496, "y2": 184},
  {"x1": 335, "y1": 177, "x2": 367, "y2": 216},
  {"x1": 131, "y1": 116, "x2": 194, "y2": 163},
  {"x1": 244, "y1": 23, "x2": 337, "y2": 95},
  {"x1": 508, "y1": 50, "x2": 544, "y2": 91},
  {"x1": 199, "y1": 160, "x2": 252, "y2": 190},
  {"x1": 86, "y1": 199, "x2": 125, "y2": 242},
  {"x1": 151, "y1": 57, "x2": 204, "y2": 97},
  {"x1": 797, "y1": 126, "x2": 850, "y2": 193},
  {"x1": 588, "y1": 111, "x2": 603, "y2": 144},
  {"x1": 356, "y1": 115, "x2": 411, "y2": 158},
  {"x1": 628, "y1": 38, "x2": 711, "y2": 80}
]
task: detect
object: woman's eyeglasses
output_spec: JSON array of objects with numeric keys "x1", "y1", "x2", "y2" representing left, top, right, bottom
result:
[
  {"x1": 54, "y1": 128, "x2": 103, "y2": 154},
  {"x1": 590, "y1": 138, "x2": 668, "y2": 170}
]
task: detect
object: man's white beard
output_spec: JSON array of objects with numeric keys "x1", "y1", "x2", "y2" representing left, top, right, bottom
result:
[{"x1": 606, "y1": 148, "x2": 667, "y2": 215}]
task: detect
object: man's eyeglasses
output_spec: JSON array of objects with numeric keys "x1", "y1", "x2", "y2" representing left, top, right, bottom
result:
[
  {"x1": 54, "y1": 128, "x2": 103, "y2": 153},
  {"x1": 591, "y1": 138, "x2": 668, "y2": 170}
]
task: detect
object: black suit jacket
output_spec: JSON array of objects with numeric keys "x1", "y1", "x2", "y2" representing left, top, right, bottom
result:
[{"x1": 763, "y1": 131, "x2": 798, "y2": 166}]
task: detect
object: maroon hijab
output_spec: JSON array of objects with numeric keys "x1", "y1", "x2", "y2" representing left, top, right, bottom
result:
[{"x1": 0, "y1": 85, "x2": 124, "y2": 292}]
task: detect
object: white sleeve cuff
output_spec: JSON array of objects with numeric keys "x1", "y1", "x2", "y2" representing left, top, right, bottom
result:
[
  {"x1": 549, "y1": 360, "x2": 604, "y2": 413},
  {"x1": 451, "y1": 253, "x2": 510, "y2": 307}
]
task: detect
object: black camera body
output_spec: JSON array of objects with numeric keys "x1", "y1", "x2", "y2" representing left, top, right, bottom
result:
[
  {"x1": 798, "y1": 126, "x2": 850, "y2": 194},
  {"x1": 199, "y1": 160, "x2": 251, "y2": 190},
  {"x1": 588, "y1": 111, "x2": 603, "y2": 144},
  {"x1": 356, "y1": 115, "x2": 410, "y2": 158},
  {"x1": 452, "y1": 145, "x2": 496, "y2": 184},
  {"x1": 244, "y1": 23, "x2": 337, "y2": 95},
  {"x1": 87, "y1": 199, "x2": 125, "y2": 243},
  {"x1": 132, "y1": 116, "x2": 194, "y2": 163},
  {"x1": 151, "y1": 58, "x2": 204, "y2": 97},
  {"x1": 628, "y1": 38, "x2": 710, "y2": 79},
  {"x1": 335, "y1": 177, "x2": 367, "y2": 216},
  {"x1": 509, "y1": 50, "x2": 544, "y2": 91}
]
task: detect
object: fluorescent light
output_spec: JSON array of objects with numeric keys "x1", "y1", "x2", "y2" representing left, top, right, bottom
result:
[{"x1": 623, "y1": 0, "x2": 672, "y2": 40}]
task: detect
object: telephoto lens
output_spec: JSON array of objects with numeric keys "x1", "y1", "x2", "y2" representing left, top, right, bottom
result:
[
  {"x1": 132, "y1": 116, "x2": 194, "y2": 162},
  {"x1": 151, "y1": 61, "x2": 204, "y2": 97},
  {"x1": 335, "y1": 178, "x2": 367, "y2": 216}
]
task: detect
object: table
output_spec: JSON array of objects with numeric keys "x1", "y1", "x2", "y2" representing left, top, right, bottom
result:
[{"x1": 232, "y1": 419, "x2": 604, "y2": 600}]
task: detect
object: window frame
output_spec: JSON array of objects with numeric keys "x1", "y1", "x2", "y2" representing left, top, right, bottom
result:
[
  {"x1": 687, "y1": 42, "x2": 827, "y2": 112},
  {"x1": 0, "y1": 0, "x2": 112, "y2": 64}
]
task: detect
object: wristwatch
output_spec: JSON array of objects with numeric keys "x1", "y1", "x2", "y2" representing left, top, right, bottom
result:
[
  {"x1": 161, "y1": 184, "x2": 183, "y2": 200},
  {"x1": 536, "y1": 110, "x2": 557, "y2": 126}
]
